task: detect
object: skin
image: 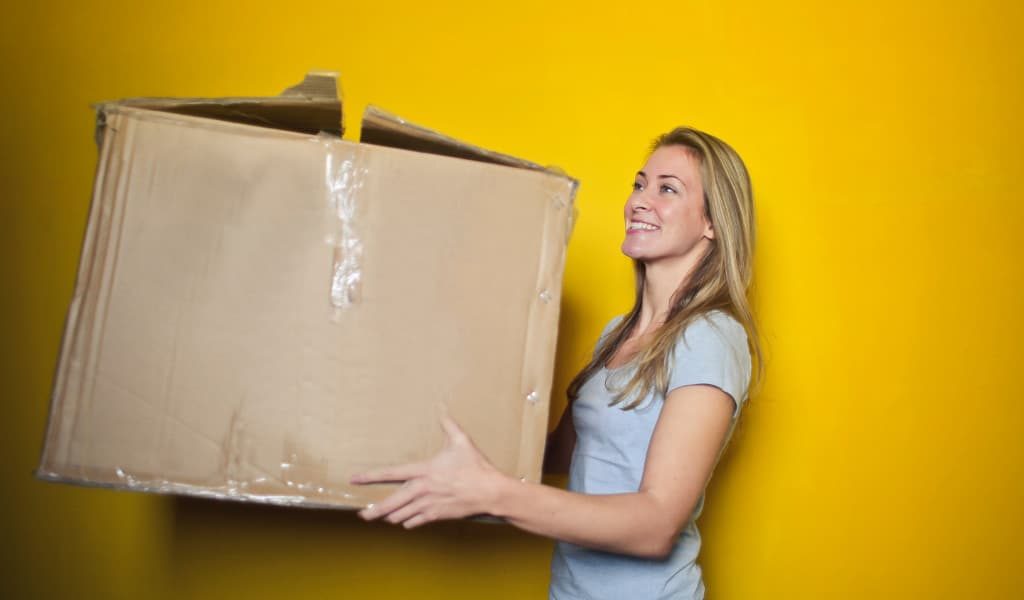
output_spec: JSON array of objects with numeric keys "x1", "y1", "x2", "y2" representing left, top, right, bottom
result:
[{"x1": 350, "y1": 145, "x2": 737, "y2": 559}]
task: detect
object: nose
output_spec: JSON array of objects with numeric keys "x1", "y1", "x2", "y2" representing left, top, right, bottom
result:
[{"x1": 627, "y1": 190, "x2": 651, "y2": 214}]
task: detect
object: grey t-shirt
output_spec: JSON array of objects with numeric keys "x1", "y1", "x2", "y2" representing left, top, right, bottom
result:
[{"x1": 549, "y1": 310, "x2": 752, "y2": 600}]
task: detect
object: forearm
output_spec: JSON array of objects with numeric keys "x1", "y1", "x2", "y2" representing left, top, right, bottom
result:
[{"x1": 487, "y1": 475, "x2": 678, "y2": 559}]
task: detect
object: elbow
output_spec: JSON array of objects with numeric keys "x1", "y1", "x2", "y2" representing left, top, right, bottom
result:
[
  {"x1": 642, "y1": 539, "x2": 676, "y2": 561},
  {"x1": 632, "y1": 504, "x2": 693, "y2": 559},
  {"x1": 627, "y1": 529, "x2": 679, "y2": 560},
  {"x1": 624, "y1": 498, "x2": 688, "y2": 559}
]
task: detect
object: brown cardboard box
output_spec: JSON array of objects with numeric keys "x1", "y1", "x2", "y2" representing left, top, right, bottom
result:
[{"x1": 37, "y1": 73, "x2": 577, "y2": 510}]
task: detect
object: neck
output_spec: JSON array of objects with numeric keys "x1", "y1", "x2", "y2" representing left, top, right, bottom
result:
[{"x1": 635, "y1": 246, "x2": 708, "y2": 334}]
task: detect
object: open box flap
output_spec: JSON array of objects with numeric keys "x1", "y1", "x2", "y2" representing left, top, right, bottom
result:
[
  {"x1": 95, "y1": 71, "x2": 343, "y2": 139},
  {"x1": 360, "y1": 105, "x2": 574, "y2": 182}
]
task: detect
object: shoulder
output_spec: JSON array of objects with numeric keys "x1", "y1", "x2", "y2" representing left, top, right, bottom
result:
[
  {"x1": 679, "y1": 310, "x2": 748, "y2": 354},
  {"x1": 584, "y1": 315, "x2": 624, "y2": 361},
  {"x1": 668, "y1": 310, "x2": 752, "y2": 415},
  {"x1": 599, "y1": 315, "x2": 624, "y2": 340}
]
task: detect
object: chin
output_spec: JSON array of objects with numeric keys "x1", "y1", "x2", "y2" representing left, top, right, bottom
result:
[
  {"x1": 620, "y1": 241, "x2": 649, "y2": 261},
  {"x1": 622, "y1": 252, "x2": 645, "y2": 262}
]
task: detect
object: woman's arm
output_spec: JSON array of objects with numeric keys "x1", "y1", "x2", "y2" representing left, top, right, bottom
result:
[
  {"x1": 542, "y1": 403, "x2": 576, "y2": 475},
  {"x1": 351, "y1": 384, "x2": 735, "y2": 559}
]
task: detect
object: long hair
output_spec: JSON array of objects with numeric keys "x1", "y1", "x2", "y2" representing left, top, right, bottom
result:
[{"x1": 567, "y1": 127, "x2": 763, "y2": 409}]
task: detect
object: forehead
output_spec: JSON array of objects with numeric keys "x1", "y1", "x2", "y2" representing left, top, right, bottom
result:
[{"x1": 640, "y1": 145, "x2": 702, "y2": 186}]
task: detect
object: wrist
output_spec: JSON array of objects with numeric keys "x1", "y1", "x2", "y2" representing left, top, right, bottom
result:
[{"x1": 482, "y1": 470, "x2": 520, "y2": 519}]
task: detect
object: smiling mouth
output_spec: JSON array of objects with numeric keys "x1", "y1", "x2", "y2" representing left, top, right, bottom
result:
[{"x1": 627, "y1": 220, "x2": 660, "y2": 233}]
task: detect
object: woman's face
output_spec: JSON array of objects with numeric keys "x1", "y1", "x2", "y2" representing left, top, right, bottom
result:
[{"x1": 621, "y1": 144, "x2": 714, "y2": 264}]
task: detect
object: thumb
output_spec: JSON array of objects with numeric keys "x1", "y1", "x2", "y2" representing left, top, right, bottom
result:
[{"x1": 440, "y1": 413, "x2": 468, "y2": 445}]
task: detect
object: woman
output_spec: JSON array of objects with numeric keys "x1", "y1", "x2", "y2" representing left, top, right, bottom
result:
[{"x1": 351, "y1": 126, "x2": 761, "y2": 599}]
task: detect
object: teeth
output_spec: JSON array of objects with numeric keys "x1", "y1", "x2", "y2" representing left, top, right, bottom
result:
[{"x1": 628, "y1": 221, "x2": 659, "y2": 231}]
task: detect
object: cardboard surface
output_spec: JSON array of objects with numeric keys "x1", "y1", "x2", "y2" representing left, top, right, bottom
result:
[{"x1": 38, "y1": 74, "x2": 576, "y2": 509}]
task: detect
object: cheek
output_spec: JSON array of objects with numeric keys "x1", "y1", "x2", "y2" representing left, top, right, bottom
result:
[
  {"x1": 658, "y1": 210, "x2": 710, "y2": 255},
  {"x1": 664, "y1": 205, "x2": 705, "y2": 235}
]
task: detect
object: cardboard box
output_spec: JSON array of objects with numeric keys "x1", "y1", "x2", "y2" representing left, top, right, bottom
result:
[{"x1": 37, "y1": 73, "x2": 577, "y2": 509}]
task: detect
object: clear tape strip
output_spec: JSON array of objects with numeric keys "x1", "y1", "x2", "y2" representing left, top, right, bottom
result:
[
  {"x1": 37, "y1": 469, "x2": 360, "y2": 508},
  {"x1": 320, "y1": 135, "x2": 369, "y2": 314}
]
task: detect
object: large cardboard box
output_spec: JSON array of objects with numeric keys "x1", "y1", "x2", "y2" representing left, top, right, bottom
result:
[{"x1": 37, "y1": 73, "x2": 577, "y2": 509}]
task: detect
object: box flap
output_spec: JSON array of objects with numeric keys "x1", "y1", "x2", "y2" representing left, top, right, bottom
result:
[
  {"x1": 98, "y1": 71, "x2": 343, "y2": 136},
  {"x1": 360, "y1": 105, "x2": 572, "y2": 180}
]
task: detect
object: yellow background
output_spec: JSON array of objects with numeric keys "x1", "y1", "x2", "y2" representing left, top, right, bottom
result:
[{"x1": 2, "y1": 1, "x2": 1022, "y2": 598}]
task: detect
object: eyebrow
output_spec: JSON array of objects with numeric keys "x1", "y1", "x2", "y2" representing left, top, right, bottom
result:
[{"x1": 637, "y1": 171, "x2": 686, "y2": 186}]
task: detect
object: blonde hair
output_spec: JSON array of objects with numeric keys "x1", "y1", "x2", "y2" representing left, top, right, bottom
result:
[{"x1": 568, "y1": 127, "x2": 763, "y2": 409}]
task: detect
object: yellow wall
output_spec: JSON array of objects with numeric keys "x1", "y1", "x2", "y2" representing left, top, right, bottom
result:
[{"x1": 3, "y1": 1, "x2": 1022, "y2": 598}]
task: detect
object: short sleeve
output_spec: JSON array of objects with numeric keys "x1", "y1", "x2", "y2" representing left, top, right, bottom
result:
[
  {"x1": 666, "y1": 311, "x2": 752, "y2": 418},
  {"x1": 592, "y1": 316, "x2": 623, "y2": 357}
]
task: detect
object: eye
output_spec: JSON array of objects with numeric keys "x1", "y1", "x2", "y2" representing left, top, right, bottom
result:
[
  {"x1": 632, "y1": 181, "x2": 644, "y2": 192},
  {"x1": 660, "y1": 184, "x2": 678, "y2": 194}
]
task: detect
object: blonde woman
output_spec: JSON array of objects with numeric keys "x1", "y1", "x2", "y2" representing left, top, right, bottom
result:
[{"x1": 352, "y1": 127, "x2": 761, "y2": 600}]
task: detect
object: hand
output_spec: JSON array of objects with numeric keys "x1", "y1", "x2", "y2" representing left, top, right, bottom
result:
[{"x1": 349, "y1": 414, "x2": 509, "y2": 529}]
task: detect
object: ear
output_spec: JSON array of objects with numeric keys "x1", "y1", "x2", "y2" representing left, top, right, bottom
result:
[
  {"x1": 701, "y1": 191, "x2": 715, "y2": 240},
  {"x1": 703, "y1": 218, "x2": 715, "y2": 241}
]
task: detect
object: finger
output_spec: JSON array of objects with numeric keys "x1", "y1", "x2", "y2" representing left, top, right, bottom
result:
[
  {"x1": 402, "y1": 513, "x2": 433, "y2": 529},
  {"x1": 440, "y1": 414, "x2": 468, "y2": 444},
  {"x1": 384, "y1": 496, "x2": 434, "y2": 525},
  {"x1": 358, "y1": 481, "x2": 423, "y2": 521},
  {"x1": 350, "y1": 462, "x2": 426, "y2": 484}
]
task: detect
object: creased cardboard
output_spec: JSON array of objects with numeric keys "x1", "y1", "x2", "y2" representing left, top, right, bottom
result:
[{"x1": 37, "y1": 72, "x2": 577, "y2": 510}]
